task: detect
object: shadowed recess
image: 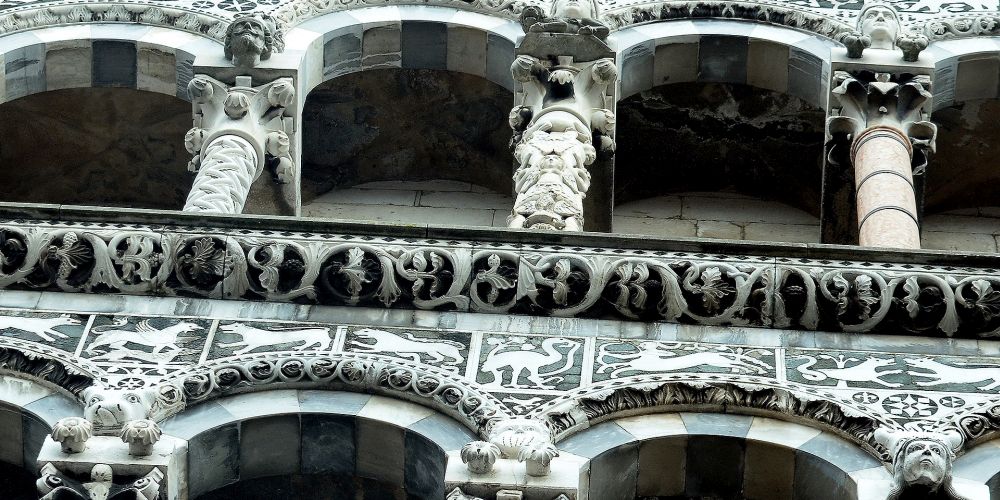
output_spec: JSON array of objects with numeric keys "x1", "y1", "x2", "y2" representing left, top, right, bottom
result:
[
  {"x1": 928, "y1": 98, "x2": 1000, "y2": 213},
  {"x1": 0, "y1": 88, "x2": 191, "y2": 209},
  {"x1": 614, "y1": 82, "x2": 825, "y2": 217},
  {"x1": 301, "y1": 68, "x2": 514, "y2": 205}
]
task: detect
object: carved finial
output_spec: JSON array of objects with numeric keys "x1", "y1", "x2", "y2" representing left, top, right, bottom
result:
[
  {"x1": 874, "y1": 428, "x2": 970, "y2": 500},
  {"x1": 223, "y1": 14, "x2": 284, "y2": 68},
  {"x1": 461, "y1": 440, "x2": 502, "y2": 474},
  {"x1": 837, "y1": 30, "x2": 872, "y2": 59},
  {"x1": 897, "y1": 31, "x2": 929, "y2": 62},
  {"x1": 518, "y1": 441, "x2": 559, "y2": 476},
  {"x1": 120, "y1": 419, "x2": 162, "y2": 457},
  {"x1": 51, "y1": 417, "x2": 92, "y2": 454}
]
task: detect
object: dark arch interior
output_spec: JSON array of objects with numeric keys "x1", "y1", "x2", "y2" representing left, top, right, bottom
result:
[
  {"x1": 927, "y1": 98, "x2": 1000, "y2": 214},
  {"x1": 0, "y1": 461, "x2": 36, "y2": 500},
  {"x1": 300, "y1": 68, "x2": 514, "y2": 204},
  {"x1": 589, "y1": 434, "x2": 860, "y2": 500},
  {"x1": 614, "y1": 82, "x2": 825, "y2": 217},
  {"x1": 0, "y1": 88, "x2": 191, "y2": 209},
  {"x1": 195, "y1": 473, "x2": 407, "y2": 500}
]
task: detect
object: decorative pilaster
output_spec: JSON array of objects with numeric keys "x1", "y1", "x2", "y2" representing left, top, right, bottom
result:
[
  {"x1": 507, "y1": 0, "x2": 617, "y2": 231},
  {"x1": 184, "y1": 75, "x2": 296, "y2": 214},
  {"x1": 826, "y1": 71, "x2": 936, "y2": 249}
]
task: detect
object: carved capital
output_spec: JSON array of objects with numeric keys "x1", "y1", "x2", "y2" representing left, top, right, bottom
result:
[
  {"x1": 184, "y1": 75, "x2": 297, "y2": 213},
  {"x1": 37, "y1": 463, "x2": 163, "y2": 500},
  {"x1": 874, "y1": 428, "x2": 969, "y2": 500},
  {"x1": 827, "y1": 72, "x2": 937, "y2": 173}
]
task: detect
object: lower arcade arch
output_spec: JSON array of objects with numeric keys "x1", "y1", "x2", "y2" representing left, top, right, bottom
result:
[
  {"x1": 0, "y1": 375, "x2": 83, "y2": 499},
  {"x1": 160, "y1": 389, "x2": 478, "y2": 500},
  {"x1": 559, "y1": 412, "x2": 888, "y2": 500}
]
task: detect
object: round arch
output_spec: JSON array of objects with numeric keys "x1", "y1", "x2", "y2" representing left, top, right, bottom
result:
[
  {"x1": 290, "y1": 6, "x2": 522, "y2": 94},
  {"x1": 953, "y1": 439, "x2": 1000, "y2": 499},
  {"x1": 559, "y1": 412, "x2": 889, "y2": 500},
  {"x1": 0, "y1": 373, "x2": 83, "y2": 478},
  {"x1": 158, "y1": 389, "x2": 480, "y2": 499},
  {"x1": 611, "y1": 19, "x2": 839, "y2": 108},
  {"x1": 0, "y1": 23, "x2": 222, "y2": 104}
]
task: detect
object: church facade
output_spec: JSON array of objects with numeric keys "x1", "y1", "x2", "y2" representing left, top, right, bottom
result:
[{"x1": 1, "y1": 0, "x2": 1000, "y2": 497}]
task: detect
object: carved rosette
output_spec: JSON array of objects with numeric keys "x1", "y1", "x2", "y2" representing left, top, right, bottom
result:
[{"x1": 183, "y1": 75, "x2": 296, "y2": 214}]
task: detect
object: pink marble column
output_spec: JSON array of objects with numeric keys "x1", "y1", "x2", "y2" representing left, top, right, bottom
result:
[{"x1": 851, "y1": 126, "x2": 920, "y2": 249}]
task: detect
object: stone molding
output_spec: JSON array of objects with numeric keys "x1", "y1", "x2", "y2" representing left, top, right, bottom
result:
[
  {"x1": 2, "y1": 218, "x2": 1000, "y2": 338},
  {"x1": 0, "y1": 338, "x2": 98, "y2": 397},
  {"x1": 166, "y1": 351, "x2": 514, "y2": 435},
  {"x1": 0, "y1": 4, "x2": 228, "y2": 41}
]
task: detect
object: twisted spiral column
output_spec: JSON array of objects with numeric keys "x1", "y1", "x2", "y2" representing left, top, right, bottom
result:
[{"x1": 183, "y1": 135, "x2": 260, "y2": 214}]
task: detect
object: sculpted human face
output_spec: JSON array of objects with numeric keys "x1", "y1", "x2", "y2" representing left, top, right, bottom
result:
[
  {"x1": 860, "y1": 6, "x2": 899, "y2": 49},
  {"x1": 553, "y1": 0, "x2": 593, "y2": 19},
  {"x1": 901, "y1": 440, "x2": 948, "y2": 488}
]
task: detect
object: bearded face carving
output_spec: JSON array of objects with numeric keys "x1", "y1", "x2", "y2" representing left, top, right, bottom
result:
[{"x1": 224, "y1": 14, "x2": 284, "y2": 68}]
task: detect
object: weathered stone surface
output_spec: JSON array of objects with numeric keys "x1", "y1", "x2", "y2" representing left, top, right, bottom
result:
[
  {"x1": 301, "y1": 69, "x2": 513, "y2": 205},
  {"x1": 614, "y1": 82, "x2": 825, "y2": 216},
  {"x1": 929, "y1": 99, "x2": 1000, "y2": 212},
  {"x1": 0, "y1": 88, "x2": 190, "y2": 209}
]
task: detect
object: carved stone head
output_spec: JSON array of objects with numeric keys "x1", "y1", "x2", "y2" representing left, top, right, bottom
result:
[
  {"x1": 82, "y1": 387, "x2": 157, "y2": 434},
  {"x1": 550, "y1": 0, "x2": 599, "y2": 20},
  {"x1": 876, "y1": 428, "x2": 969, "y2": 500},
  {"x1": 857, "y1": 1, "x2": 900, "y2": 50},
  {"x1": 224, "y1": 14, "x2": 283, "y2": 68}
]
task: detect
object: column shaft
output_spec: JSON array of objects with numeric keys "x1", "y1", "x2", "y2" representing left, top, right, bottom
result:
[
  {"x1": 851, "y1": 126, "x2": 920, "y2": 249},
  {"x1": 183, "y1": 135, "x2": 260, "y2": 214}
]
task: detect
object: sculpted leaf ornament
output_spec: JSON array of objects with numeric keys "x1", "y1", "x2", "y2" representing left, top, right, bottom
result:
[
  {"x1": 686, "y1": 267, "x2": 735, "y2": 314},
  {"x1": 180, "y1": 238, "x2": 226, "y2": 281},
  {"x1": 248, "y1": 243, "x2": 286, "y2": 293},
  {"x1": 114, "y1": 235, "x2": 161, "y2": 283},
  {"x1": 43, "y1": 232, "x2": 92, "y2": 280},
  {"x1": 902, "y1": 276, "x2": 921, "y2": 319},
  {"x1": 476, "y1": 254, "x2": 516, "y2": 304},
  {"x1": 0, "y1": 229, "x2": 27, "y2": 270},
  {"x1": 613, "y1": 262, "x2": 650, "y2": 313},
  {"x1": 833, "y1": 274, "x2": 879, "y2": 321},
  {"x1": 340, "y1": 247, "x2": 371, "y2": 299}
]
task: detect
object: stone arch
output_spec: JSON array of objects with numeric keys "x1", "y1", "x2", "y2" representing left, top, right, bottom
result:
[
  {"x1": 292, "y1": 6, "x2": 522, "y2": 94},
  {"x1": 159, "y1": 388, "x2": 481, "y2": 499},
  {"x1": 613, "y1": 19, "x2": 839, "y2": 108},
  {"x1": 0, "y1": 372, "x2": 84, "y2": 481},
  {"x1": 0, "y1": 24, "x2": 221, "y2": 103},
  {"x1": 559, "y1": 411, "x2": 889, "y2": 500},
  {"x1": 165, "y1": 351, "x2": 514, "y2": 437},
  {"x1": 530, "y1": 377, "x2": 895, "y2": 460}
]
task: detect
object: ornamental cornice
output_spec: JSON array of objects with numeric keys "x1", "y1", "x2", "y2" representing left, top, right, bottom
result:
[
  {"x1": 2, "y1": 214, "x2": 1000, "y2": 338},
  {"x1": 0, "y1": 3, "x2": 228, "y2": 41}
]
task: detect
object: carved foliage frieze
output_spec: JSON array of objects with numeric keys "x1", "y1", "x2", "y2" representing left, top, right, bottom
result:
[{"x1": 2, "y1": 223, "x2": 1000, "y2": 338}]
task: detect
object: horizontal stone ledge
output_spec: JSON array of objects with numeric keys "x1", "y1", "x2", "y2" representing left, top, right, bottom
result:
[{"x1": 0, "y1": 202, "x2": 999, "y2": 338}]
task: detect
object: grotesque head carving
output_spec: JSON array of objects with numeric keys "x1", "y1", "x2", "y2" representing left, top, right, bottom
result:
[
  {"x1": 550, "y1": 0, "x2": 598, "y2": 21},
  {"x1": 857, "y1": 1, "x2": 900, "y2": 50},
  {"x1": 876, "y1": 428, "x2": 970, "y2": 500},
  {"x1": 82, "y1": 387, "x2": 157, "y2": 434},
  {"x1": 224, "y1": 14, "x2": 284, "y2": 68}
]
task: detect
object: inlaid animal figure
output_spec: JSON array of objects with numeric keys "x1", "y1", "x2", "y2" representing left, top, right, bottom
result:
[
  {"x1": 905, "y1": 358, "x2": 1000, "y2": 391},
  {"x1": 216, "y1": 322, "x2": 332, "y2": 355},
  {"x1": 598, "y1": 341, "x2": 771, "y2": 377},
  {"x1": 350, "y1": 328, "x2": 465, "y2": 365},
  {"x1": 85, "y1": 320, "x2": 203, "y2": 355},
  {"x1": 0, "y1": 314, "x2": 78, "y2": 342},
  {"x1": 795, "y1": 355, "x2": 902, "y2": 388},
  {"x1": 907, "y1": 0, "x2": 996, "y2": 13},
  {"x1": 480, "y1": 338, "x2": 579, "y2": 389}
]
